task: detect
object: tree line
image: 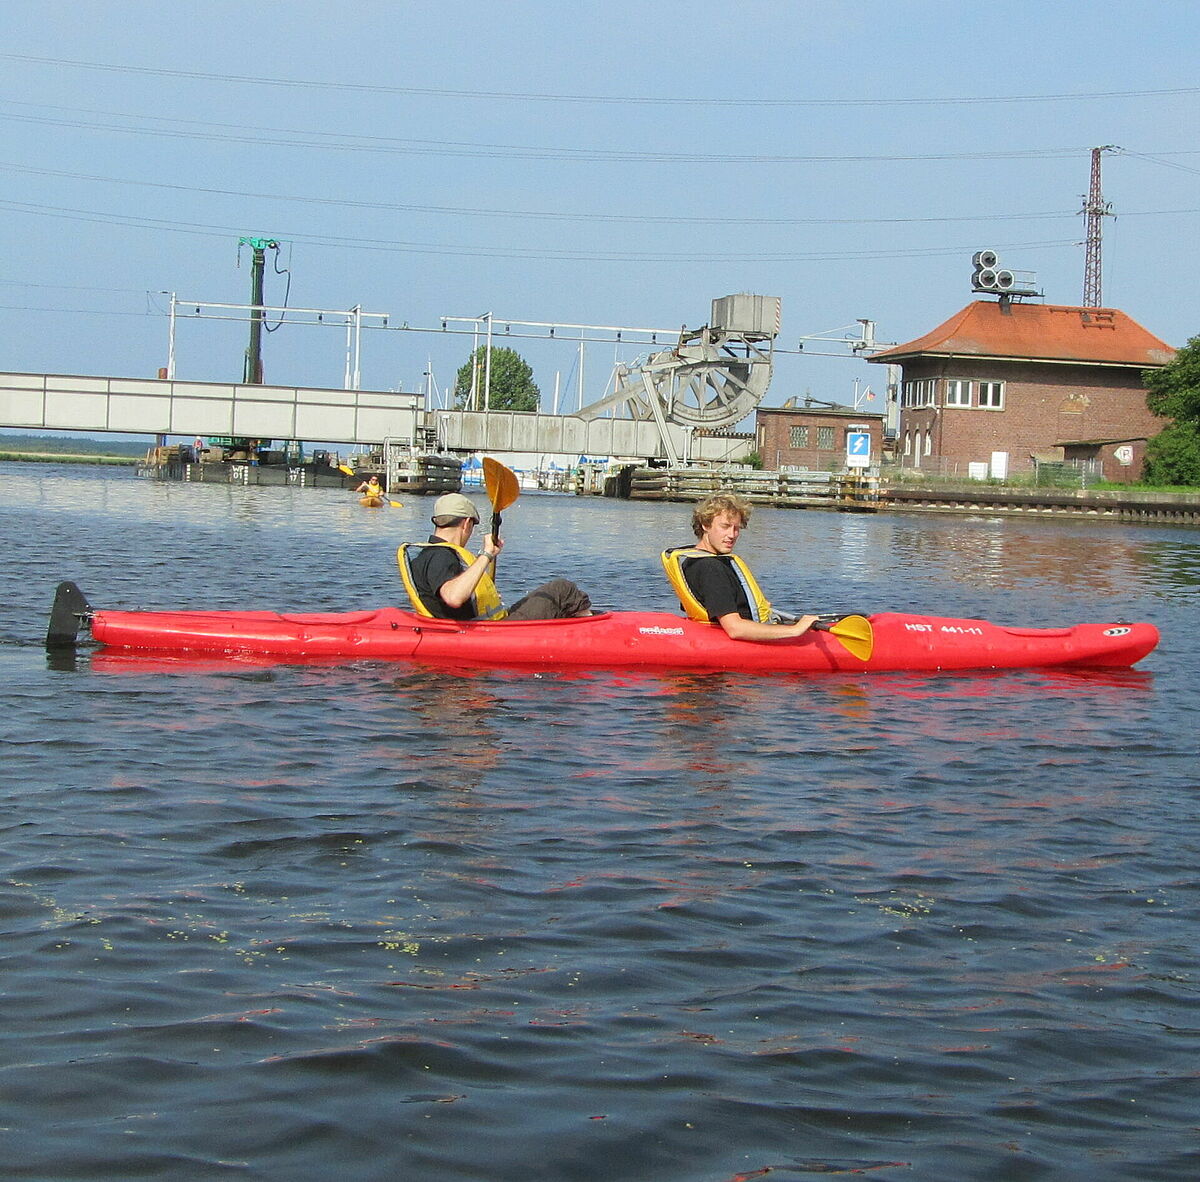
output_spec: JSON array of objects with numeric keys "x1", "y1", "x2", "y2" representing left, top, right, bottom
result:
[{"x1": 0, "y1": 434, "x2": 149, "y2": 457}]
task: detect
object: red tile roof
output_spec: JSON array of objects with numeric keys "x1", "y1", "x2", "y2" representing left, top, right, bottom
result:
[{"x1": 869, "y1": 300, "x2": 1175, "y2": 368}]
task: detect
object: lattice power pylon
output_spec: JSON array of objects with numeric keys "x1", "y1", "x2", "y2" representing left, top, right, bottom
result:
[{"x1": 1082, "y1": 146, "x2": 1116, "y2": 308}]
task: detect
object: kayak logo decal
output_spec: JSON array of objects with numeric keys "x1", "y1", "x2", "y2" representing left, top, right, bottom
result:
[
  {"x1": 1102, "y1": 626, "x2": 1132, "y2": 637},
  {"x1": 638, "y1": 626, "x2": 686, "y2": 635}
]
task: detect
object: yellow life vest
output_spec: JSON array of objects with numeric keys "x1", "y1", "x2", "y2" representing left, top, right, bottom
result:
[
  {"x1": 660, "y1": 546, "x2": 773, "y2": 624},
  {"x1": 397, "y1": 542, "x2": 508, "y2": 620}
]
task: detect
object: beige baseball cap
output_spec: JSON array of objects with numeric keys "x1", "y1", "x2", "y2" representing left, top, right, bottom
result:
[{"x1": 431, "y1": 493, "x2": 481, "y2": 524}]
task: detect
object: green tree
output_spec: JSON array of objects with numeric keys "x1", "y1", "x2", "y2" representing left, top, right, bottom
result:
[
  {"x1": 1145, "y1": 332, "x2": 1200, "y2": 423},
  {"x1": 453, "y1": 346, "x2": 540, "y2": 412},
  {"x1": 1144, "y1": 423, "x2": 1200, "y2": 486},
  {"x1": 1143, "y1": 334, "x2": 1200, "y2": 485}
]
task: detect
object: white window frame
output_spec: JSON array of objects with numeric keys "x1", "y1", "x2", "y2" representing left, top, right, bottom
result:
[
  {"x1": 978, "y1": 380, "x2": 1005, "y2": 410},
  {"x1": 903, "y1": 379, "x2": 936, "y2": 409},
  {"x1": 945, "y1": 379, "x2": 971, "y2": 407}
]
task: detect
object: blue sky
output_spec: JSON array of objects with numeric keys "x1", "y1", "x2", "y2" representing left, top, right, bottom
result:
[{"x1": 1, "y1": 0, "x2": 1197, "y2": 417}]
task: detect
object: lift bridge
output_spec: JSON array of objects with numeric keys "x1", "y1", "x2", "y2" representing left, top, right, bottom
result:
[
  {"x1": 0, "y1": 295, "x2": 782, "y2": 466},
  {"x1": 438, "y1": 294, "x2": 781, "y2": 466}
]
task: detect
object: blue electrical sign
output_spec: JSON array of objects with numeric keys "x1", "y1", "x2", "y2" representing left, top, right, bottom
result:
[{"x1": 846, "y1": 431, "x2": 871, "y2": 468}]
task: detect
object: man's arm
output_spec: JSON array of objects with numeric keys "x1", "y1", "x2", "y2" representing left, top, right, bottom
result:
[
  {"x1": 716, "y1": 612, "x2": 819, "y2": 642},
  {"x1": 685, "y1": 557, "x2": 815, "y2": 641},
  {"x1": 436, "y1": 535, "x2": 503, "y2": 609}
]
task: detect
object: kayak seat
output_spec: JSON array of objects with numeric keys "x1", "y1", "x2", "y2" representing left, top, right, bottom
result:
[
  {"x1": 660, "y1": 547, "x2": 773, "y2": 623},
  {"x1": 395, "y1": 543, "x2": 508, "y2": 620},
  {"x1": 396, "y1": 543, "x2": 437, "y2": 617}
]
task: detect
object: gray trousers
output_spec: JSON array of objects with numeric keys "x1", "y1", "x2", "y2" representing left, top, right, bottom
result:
[{"x1": 504, "y1": 578, "x2": 592, "y2": 620}]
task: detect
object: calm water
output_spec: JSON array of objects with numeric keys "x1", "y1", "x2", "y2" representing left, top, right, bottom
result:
[{"x1": 2, "y1": 463, "x2": 1198, "y2": 1181}]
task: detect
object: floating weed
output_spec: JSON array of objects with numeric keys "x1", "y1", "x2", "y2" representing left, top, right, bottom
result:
[
  {"x1": 855, "y1": 891, "x2": 936, "y2": 920},
  {"x1": 377, "y1": 929, "x2": 421, "y2": 955}
]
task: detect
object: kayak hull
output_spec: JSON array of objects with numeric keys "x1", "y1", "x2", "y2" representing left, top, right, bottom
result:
[{"x1": 87, "y1": 607, "x2": 1159, "y2": 673}]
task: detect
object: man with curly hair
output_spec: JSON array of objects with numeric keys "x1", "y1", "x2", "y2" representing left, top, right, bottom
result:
[{"x1": 666, "y1": 492, "x2": 818, "y2": 641}]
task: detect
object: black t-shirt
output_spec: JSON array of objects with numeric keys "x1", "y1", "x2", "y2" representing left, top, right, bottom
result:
[
  {"x1": 409, "y1": 538, "x2": 474, "y2": 620},
  {"x1": 681, "y1": 555, "x2": 753, "y2": 622}
]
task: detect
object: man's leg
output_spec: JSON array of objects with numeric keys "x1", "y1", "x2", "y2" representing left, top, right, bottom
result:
[{"x1": 504, "y1": 578, "x2": 592, "y2": 620}]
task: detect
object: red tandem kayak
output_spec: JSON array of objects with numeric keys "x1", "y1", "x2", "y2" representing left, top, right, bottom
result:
[{"x1": 48, "y1": 584, "x2": 1159, "y2": 673}]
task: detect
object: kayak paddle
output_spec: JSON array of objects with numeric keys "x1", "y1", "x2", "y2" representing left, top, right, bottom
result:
[
  {"x1": 482, "y1": 457, "x2": 520, "y2": 544},
  {"x1": 812, "y1": 614, "x2": 873, "y2": 661}
]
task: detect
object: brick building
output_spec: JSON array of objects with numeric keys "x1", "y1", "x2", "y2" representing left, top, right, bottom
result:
[
  {"x1": 755, "y1": 403, "x2": 887, "y2": 471},
  {"x1": 868, "y1": 300, "x2": 1174, "y2": 478},
  {"x1": 1057, "y1": 436, "x2": 1148, "y2": 484}
]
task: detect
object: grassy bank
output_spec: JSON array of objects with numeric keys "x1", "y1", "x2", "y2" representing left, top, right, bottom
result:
[
  {"x1": 0, "y1": 433, "x2": 147, "y2": 466},
  {"x1": 0, "y1": 451, "x2": 139, "y2": 466}
]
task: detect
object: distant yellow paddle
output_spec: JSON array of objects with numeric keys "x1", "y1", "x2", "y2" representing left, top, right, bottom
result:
[{"x1": 339, "y1": 465, "x2": 402, "y2": 507}]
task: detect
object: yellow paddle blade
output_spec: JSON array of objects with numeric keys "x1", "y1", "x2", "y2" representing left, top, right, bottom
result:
[
  {"x1": 824, "y1": 614, "x2": 873, "y2": 662},
  {"x1": 388, "y1": 500, "x2": 404, "y2": 508},
  {"x1": 338, "y1": 464, "x2": 355, "y2": 476},
  {"x1": 482, "y1": 457, "x2": 520, "y2": 513}
]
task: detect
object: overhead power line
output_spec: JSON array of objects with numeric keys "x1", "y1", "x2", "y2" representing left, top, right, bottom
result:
[
  {"x1": 0, "y1": 160, "x2": 1083, "y2": 227},
  {"x1": 0, "y1": 104, "x2": 1099, "y2": 165},
  {"x1": 0, "y1": 197, "x2": 1081, "y2": 263},
  {"x1": 3, "y1": 53, "x2": 1199, "y2": 107},
  {"x1": 1117, "y1": 148, "x2": 1200, "y2": 175}
]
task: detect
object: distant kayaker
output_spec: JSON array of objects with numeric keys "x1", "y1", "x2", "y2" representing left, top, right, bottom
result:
[
  {"x1": 405, "y1": 492, "x2": 591, "y2": 621},
  {"x1": 662, "y1": 492, "x2": 819, "y2": 641}
]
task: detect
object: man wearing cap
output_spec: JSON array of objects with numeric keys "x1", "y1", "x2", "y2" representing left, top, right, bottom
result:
[{"x1": 407, "y1": 492, "x2": 591, "y2": 621}]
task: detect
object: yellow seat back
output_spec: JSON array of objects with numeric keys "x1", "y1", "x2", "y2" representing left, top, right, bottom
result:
[
  {"x1": 396, "y1": 542, "x2": 507, "y2": 620},
  {"x1": 660, "y1": 547, "x2": 772, "y2": 623}
]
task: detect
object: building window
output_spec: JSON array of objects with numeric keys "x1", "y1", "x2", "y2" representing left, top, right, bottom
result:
[
  {"x1": 789, "y1": 425, "x2": 809, "y2": 448},
  {"x1": 817, "y1": 426, "x2": 835, "y2": 450},
  {"x1": 902, "y1": 380, "x2": 934, "y2": 408},
  {"x1": 924, "y1": 430, "x2": 932, "y2": 456},
  {"x1": 903, "y1": 431, "x2": 912, "y2": 456},
  {"x1": 978, "y1": 381, "x2": 1004, "y2": 409},
  {"x1": 945, "y1": 379, "x2": 971, "y2": 407}
]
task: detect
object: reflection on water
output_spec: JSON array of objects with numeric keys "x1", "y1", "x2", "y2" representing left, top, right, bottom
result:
[{"x1": 2, "y1": 463, "x2": 1199, "y2": 1180}]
